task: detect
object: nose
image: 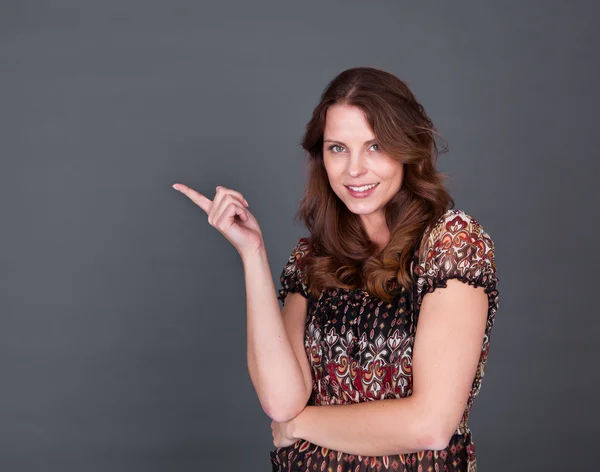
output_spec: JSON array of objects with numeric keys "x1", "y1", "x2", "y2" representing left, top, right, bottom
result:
[{"x1": 347, "y1": 152, "x2": 368, "y2": 177}]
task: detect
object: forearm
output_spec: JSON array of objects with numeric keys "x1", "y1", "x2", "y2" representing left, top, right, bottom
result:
[
  {"x1": 290, "y1": 397, "x2": 448, "y2": 456},
  {"x1": 242, "y1": 247, "x2": 308, "y2": 421}
]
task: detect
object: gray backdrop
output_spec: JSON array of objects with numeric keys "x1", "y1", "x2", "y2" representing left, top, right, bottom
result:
[{"x1": 1, "y1": 1, "x2": 598, "y2": 471}]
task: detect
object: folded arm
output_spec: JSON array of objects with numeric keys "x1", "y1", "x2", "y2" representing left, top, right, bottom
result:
[{"x1": 288, "y1": 279, "x2": 489, "y2": 456}]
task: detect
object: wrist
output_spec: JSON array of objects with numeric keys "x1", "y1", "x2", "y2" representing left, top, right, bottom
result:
[
  {"x1": 240, "y1": 242, "x2": 267, "y2": 266},
  {"x1": 290, "y1": 406, "x2": 313, "y2": 440}
]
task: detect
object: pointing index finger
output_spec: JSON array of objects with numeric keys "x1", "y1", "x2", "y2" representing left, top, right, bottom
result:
[{"x1": 173, "y1": 183, "x2": 212, "y2": 213}]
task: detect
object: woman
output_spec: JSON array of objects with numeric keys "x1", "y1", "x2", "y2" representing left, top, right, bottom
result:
[{"x1": 173, "y1": 67, "x2": 499, "y2": 472}]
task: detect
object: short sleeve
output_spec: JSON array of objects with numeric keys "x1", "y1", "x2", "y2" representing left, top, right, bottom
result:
[
  {"x1": 277, "y1": 237, "x2": 311, "y2": 305},
  {"x1": 413, "y1": 210, "x2": 499, "y2": 324}
]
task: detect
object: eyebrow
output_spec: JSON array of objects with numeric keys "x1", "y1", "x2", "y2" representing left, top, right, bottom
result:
[{"x1": 323, "y1": 138, "x2": 378, "y2": 145}]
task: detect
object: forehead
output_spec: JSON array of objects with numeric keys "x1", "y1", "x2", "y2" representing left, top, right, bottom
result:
[{"x1": 324, "y1": 104, "x2": 375, "y2": 141}]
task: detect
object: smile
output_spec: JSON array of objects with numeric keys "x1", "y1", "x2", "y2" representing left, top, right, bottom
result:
[
  {"x1": 345, "y1": 183, "x2": 379, "y2": 192},
  {"x1": 345, "y1": 182, "x2": 380, "y2": 198}
]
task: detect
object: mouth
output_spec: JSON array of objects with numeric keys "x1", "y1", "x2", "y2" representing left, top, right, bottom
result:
[
  {"x1": 345, "y1": 182, "x2": 380, "y2": 197},
  {"x1": 345, "y1": 182, "x2": 380, "y2": 191}
]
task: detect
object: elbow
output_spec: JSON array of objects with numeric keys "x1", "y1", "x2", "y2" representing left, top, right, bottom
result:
[
  {"x1": 262, "y1": 391, "x2": 310, "y2": 423},
  {"x1": 263, "y1": 401, "x2": 304, "y2": 423},
  {"x1": 411, "y1": 400, "x2": 458, "y2": 451},
  {"x1": 422, "y1": 430, "x2": 453, "y2": 451},
  {"x1": 265, "y1": 407, "x2": 299, "y2": 423},
  {"x1": 415, "y1": 425, "x2": 454, "y2": 451}
]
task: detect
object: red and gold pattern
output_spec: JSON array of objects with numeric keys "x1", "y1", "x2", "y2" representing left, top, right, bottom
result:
[{"x1": 271, "y1": 210, "x2": 499, "y2": 472}]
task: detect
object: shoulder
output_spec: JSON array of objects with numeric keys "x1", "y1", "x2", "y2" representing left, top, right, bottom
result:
[
  {"x1": 413, "y1": 209, "x2": 499, "y2": 314},
  {"x1": 281, "y1": 237, "x2": 312, "y2": 279},
  {"x1": 416, "y1": 209, "x2": 497, "y2": 280},
  {"x1": 286, "y1": 237, "x2": 312, "y2": 267},
  {"x1": 278, "y1": 237, "x2": 312, "y2": 303},
  {"x1": 420, "y1": 209, "x2": 494, "y2": 255}
]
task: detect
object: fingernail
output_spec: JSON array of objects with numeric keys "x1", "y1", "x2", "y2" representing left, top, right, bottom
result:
[
  {"x1": 244, "y1": 199, "x2": 249, "y2": 206},
  {"x1": 172, "y1": 184, "x2": 180, "y2": 191}
]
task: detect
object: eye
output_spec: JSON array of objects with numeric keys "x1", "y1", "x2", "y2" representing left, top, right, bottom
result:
[
  {"x1": 370, "y1": 143, "x2": 380, "y2": 151},
  {"x1": 328, "y1": 144, "x2": 345, "y2": 153}
]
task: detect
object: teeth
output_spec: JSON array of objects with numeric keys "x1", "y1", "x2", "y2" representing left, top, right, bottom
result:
[{"x1": 349, "y1": 183, "x2": 378, "y2": 192}]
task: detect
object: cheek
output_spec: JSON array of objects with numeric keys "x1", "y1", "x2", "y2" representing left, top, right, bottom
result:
[
  {"x1": 382, "y1": 162, "x2": 403, "y2": 183},
  {"x1": 374, "y1": 165, "x2": 403, "y2": 194},
  {"x1": 393, "y1": 166, "x2": 403, "y2": 183},
  {"x1": 324, "y1": 161, "x2": 344, "y2": 185}
]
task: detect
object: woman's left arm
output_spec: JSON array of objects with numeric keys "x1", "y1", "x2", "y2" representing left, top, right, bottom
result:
[{"x1": 275, "y1": 279, "x2": 489, "y2": 456}]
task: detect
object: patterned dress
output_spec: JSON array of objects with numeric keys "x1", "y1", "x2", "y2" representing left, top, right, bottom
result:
[{"x1": 270, "y1": 209, "x2": 500, "y2": 472}]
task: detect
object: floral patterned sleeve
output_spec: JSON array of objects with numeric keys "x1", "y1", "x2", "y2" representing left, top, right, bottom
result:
[
  {"x1": 413, "y1": 210, "x2": 500, "y2": 329},
  {"x1": 277, "y1": 237, "x2": 311, "y2": 305}
]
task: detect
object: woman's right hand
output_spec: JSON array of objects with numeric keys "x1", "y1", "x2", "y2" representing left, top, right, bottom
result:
[{"x1": 173, "y1": 183, "x2": 264, "y2": 257}]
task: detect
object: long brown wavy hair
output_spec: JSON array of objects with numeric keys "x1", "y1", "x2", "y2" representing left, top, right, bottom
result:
[{"x1": 295, "y1": 67, "x2": 454, "y2": 303}]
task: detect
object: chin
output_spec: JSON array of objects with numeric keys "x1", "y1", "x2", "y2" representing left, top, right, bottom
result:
[{"x1": 345, "y1": 202, "x2": 379, "y2": 214}]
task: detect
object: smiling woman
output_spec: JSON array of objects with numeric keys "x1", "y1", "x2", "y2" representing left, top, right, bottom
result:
[
  {"x1": 266, "y1": 67, "x2": 500, "y2": 472},
  {"x1": 172, "y1": 66, "x2": 499, "y2": 472},
  {"x1": 322, "y1": 104, "x2": 404, "y2": 234}
]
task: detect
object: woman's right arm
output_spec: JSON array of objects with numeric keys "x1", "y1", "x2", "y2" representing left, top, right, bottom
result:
[
  {"x1": 170, "y1": 183, "x2": 310, "y2": 422},
  {"x1": 242, "y1": 247, "x2": 312, "y2": 423}
]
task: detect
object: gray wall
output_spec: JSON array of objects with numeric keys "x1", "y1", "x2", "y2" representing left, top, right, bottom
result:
[{"x1": 1, "y1": 1, "x2": 597, "y2": 471}]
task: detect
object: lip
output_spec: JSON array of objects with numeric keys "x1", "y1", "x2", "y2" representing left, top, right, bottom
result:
[
  {"x1": 345, "y1": 182, "x2": 380, "y2": 198},
  {"x1": 345, "y1": 183, "x2": 379, "y2": 188}
]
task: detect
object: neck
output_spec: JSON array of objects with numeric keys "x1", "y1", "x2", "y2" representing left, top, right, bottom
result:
[{"x1": 360, "y1": 213, "x2": 389, "y2": 249}]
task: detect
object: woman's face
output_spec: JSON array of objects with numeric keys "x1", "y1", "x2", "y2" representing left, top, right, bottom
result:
[{"x1": 322, "y1": 103, "x2": 403, "y2": 233}]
